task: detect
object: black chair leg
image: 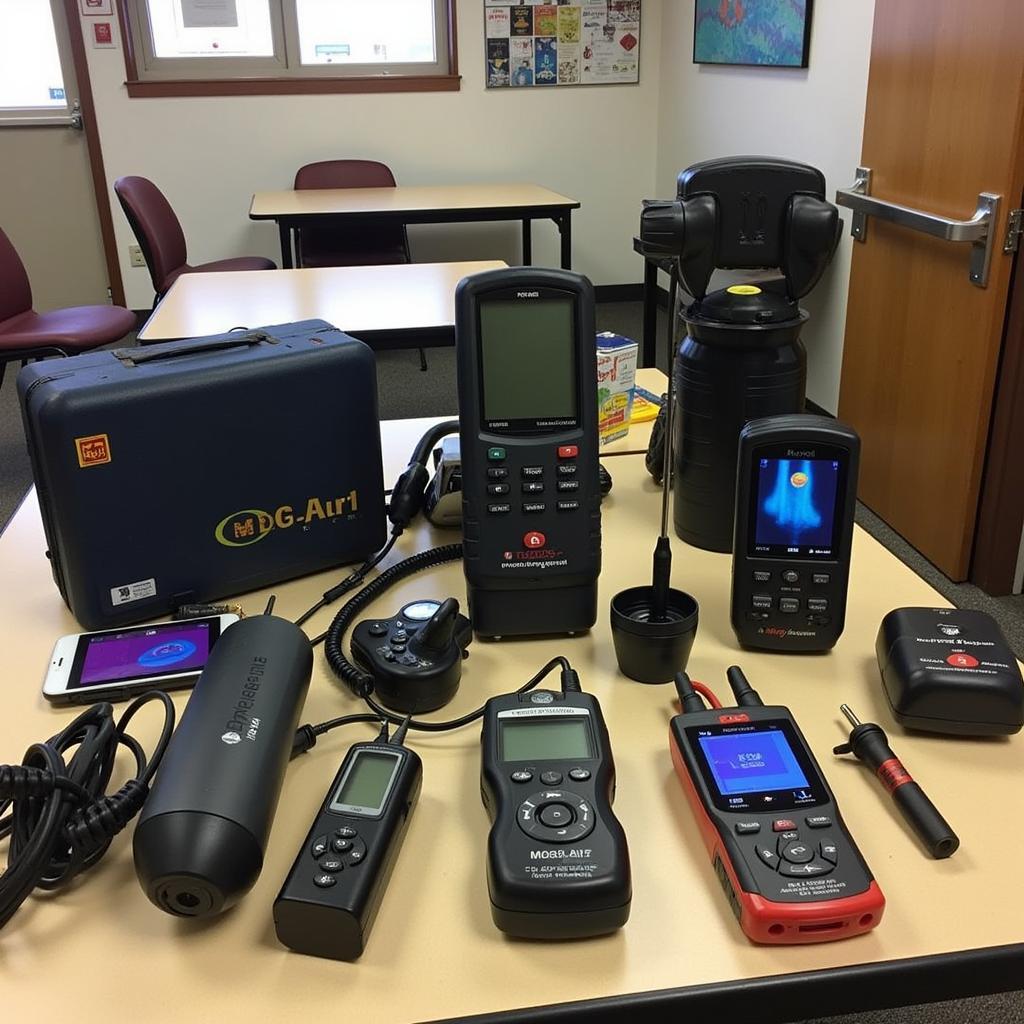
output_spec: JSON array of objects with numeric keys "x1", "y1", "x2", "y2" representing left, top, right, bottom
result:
[{"x1": 418, "y1": 348, "x2": 428, "y2": 372}]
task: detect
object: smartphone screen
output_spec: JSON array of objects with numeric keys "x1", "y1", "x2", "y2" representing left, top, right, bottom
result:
[{"x1": 68, "y1": 618, "x2": 225, "y2": 691}]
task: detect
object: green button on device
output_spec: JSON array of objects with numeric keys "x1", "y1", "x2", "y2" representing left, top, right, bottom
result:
[{"x1": 487, "y1": 447, "x2": 506, "y2": 461}]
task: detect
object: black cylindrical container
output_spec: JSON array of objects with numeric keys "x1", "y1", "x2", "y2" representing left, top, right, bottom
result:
[
  {"x1": 133, "y1": 615, "x2": 312, "y2": 918},
  {"x1": 672, "y1": 284, "x2": 807, "y2": 552}
]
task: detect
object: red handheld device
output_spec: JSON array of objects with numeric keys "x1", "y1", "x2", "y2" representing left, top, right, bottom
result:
[{"x1": 669, "y1": 668, "x2": 884, "y2": 944}]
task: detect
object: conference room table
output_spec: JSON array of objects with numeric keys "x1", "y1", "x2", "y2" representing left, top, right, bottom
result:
[
  {"x1": 249, "y1": 183, "x2": 580, "y2": 271},
  {"x1": 3, "y1": 381, "x2": 1021, "y2": 1023},
  {"x1": 138, "y1": 260, "x2": 507, "y2": 349}
]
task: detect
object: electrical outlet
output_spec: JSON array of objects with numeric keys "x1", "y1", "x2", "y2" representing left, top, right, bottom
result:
[{"x1": 128, "y1": 244, "x2": 146, "y2": 268}]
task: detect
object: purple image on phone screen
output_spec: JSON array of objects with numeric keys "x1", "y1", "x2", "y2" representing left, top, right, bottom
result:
[{"x1": 74, "y1": 622, "x2": 212, "y2": 688}]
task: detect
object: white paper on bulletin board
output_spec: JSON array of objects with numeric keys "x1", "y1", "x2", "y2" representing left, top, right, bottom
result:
[{"x1": 484, "y1": 1, "x2": 641, "y2": 89}]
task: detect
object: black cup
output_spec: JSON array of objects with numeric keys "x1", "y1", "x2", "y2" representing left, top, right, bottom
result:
[{"x1": 609, "y1": 586, "x2": 699, "y2": 684}]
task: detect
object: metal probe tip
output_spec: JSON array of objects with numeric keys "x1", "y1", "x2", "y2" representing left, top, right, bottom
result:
[{"x1": 840, "y1": 704, "x2": 862, "y2": 728}]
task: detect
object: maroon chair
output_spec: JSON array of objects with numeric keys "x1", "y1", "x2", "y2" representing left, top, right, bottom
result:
[
  {"x1": 113, "y1": 176, "x2": 275, "y2": 305},
  {"x1": 0, "y1": 227, "x2": 136, "y2": 389},
  {"x1": 292, "y1": 160, "x2": 411, "y2": 269}
]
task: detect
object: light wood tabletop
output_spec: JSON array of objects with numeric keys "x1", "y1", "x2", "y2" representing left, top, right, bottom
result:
[
  {"x1": 249, "y1": 183, "x2": 580, "y2": 220},
  {"x1": 2, "y1": 410, "x2": 1021, "y2": 1022},
  {"x1": 138, "y1": 260, "x2": 507, "y2": 343}
]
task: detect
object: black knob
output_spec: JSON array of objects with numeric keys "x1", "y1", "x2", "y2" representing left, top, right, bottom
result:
[{"x1": 410, "y1": 597, "x2": 460, "y2": 655}]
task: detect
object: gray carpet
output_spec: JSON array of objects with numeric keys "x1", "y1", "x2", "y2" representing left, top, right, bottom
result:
[{"x1": 2, "y1": 307, "x2": 1021, "y2": 1023}]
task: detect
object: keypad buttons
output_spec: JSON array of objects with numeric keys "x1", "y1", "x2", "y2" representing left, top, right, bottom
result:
[
  {"x1": 487, "y1": 446, "x2": 506, "y2": 461},
  {"x1": 779, "y1": 597, "x2": 800, "y2": 614},
  {"x1": 752, "y1": 594, "x2": 773, "y2": 610},
  {"x1": 334, "y1": 826, "x2": 358, "y2": 839},
  {"x1": 557, "y1": 500, "x2": 580, "y2": 511},
  {"x1": 510, "y1": 769, "x2": 533, "y2": 783},
  {"x1": 522, "y1": 502, "x2": 546, "y2": 514},
  {"x1": 779, "y1": 860, "x2": 832, "y2": 878},
  {"x1": 752, "y1": 570, "x2": 772, "y2": 583},
  {"x1": 557, "y1": 464, "x2": 577, "y2": 477},
  {"x1": 368, "y1": 622, "x2": 388, "y2": 637},
  {"x1": 807, "y1": 597, "x2": 830, "y2": 612},
  {"x1": 539, "y1": 770, "x2": 563, "y2": 786},
  {"x1": 805, "y1": 815, "x2": 832, "y2": 829},
  {"x1": 568, "y1": 768, "x2": 591, "y2": 782},
  {"x1": 311, "y1": 835, "x2": 329, "y2": 858},
  {"x1": 557, "y1": 479, "x2": 580, "y2": 492},
  {"x1": 538, "y1": 804, "x2": 573, "y2": 828},
  {"x1": 313, "y1": 873, "x2": 337, "y2": 888},
  {"x1": 781, "y1": 841, "x2": 814, "y2": 864},
  {"x1": 332, "y1": 837, "x2": 353, "y2": 854},
  {"x1": 558, "y1": 445, "x2": 579, "y2": 458},
  {"x1": 521, "y1": 466, "x2": 544, "y2": 478},
  {"x1": 486, "y1": 467, "x2": 509, "y2": 480},
  {"x1": 487, "y1": 503, "x2": 511, "y2": 514},
  {"x1": 516, "y1": 790, "x2": 594, "y2": 843},
  {"x1": 777, "y1": 830, "x2": 800, "y2": 843},
  {"x1": 487, "y1": 483, "x2": 510, "y2": 496},
  {"x1": 772, "y1": 819, "x2": 798, "y2": 832},
  {"x1": 524, "y1": 531, "x2": 546, "y2": 548},
  {"x1": 735, "y1": 821, "x2": 761, "y2": 835},
  {"x1": 522, "y1": 481, "x2": 545, "y2": 494},
  {"x1": 782, "y1": 570, "x2": 800, "y2": 584},
  {"x1": 319, "y1": 856, "x2": 344, "y2": 873},
  {"x1": 755, "y1": 845, "x2": 779, "y2": 868},
  {"x1": 819, "y1": 837, "x2": 839, "y2": 864},
  {"x1": 812, "y1": 573, "x2": 831, "y2": 585}
]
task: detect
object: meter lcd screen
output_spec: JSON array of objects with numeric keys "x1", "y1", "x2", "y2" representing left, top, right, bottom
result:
[{"x1": 500, "y1": 716, "x2": 593, "y2": 762}]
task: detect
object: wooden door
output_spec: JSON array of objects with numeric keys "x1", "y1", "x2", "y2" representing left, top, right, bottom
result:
[{"x1": 838, "y1": 0, "x2": 1024, "y2": 580}]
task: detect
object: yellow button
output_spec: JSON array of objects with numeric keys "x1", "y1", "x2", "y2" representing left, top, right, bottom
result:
[{"x1": 727, "y1": 284, "x2": 763, "y2": 295}]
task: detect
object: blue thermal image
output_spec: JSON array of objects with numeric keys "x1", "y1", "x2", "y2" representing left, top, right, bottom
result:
[{"x1": 763, "y1": 459, "x2": 821, "y2": 541}]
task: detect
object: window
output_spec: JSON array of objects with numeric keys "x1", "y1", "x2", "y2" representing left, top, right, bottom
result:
[
  {"x1": 120, "y1": 0, "x2": 458, "y2": 95},
  {"x1": 0, "y1": 0, "x2": 76, "y2": 125}
]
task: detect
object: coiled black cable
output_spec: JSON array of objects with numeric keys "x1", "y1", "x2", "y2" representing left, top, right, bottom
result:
[
  {"x1": 323, "y1": 542, "x2": 463, "y2": 697},
  {"x1": 0, "y1": 690, "x2": 175, "y2": 930}
]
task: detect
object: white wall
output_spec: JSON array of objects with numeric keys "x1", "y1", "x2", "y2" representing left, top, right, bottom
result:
[
  {"x1": 655, "y1": 2, "x2": 876, "y2": 412},
  {"x1": 80, "y1": 0, "x2": 663, "y2": 311}
]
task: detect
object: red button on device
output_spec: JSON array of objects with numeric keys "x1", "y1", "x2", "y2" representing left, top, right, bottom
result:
[
  {"x1": 524, "y1": 531, "x2": 546, "y2": 549},
  {"x1": 947, "y1": 652, "x2": 979, "y2": 668},
  {"x1": 772, "y1": 819, "x2": 797, "y2": 832},
  {"x1": 557, "y1": 445, "x2": 578, "y2": 458}
]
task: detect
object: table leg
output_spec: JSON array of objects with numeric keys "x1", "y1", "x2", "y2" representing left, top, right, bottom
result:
[
  {"x1": 277, "y1": 221, "x2": 294, "y2": 270},
  {"x1": 642, "y1": 258, "x2": 658, "y2": 368},
  {"x1": 557, "y1": 212, "x2": 572, "y2": 270},
  {"x1": 522, "y1": 219, "x2": 532, "y2": 264}
]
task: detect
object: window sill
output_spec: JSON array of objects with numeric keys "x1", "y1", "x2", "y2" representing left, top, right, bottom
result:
[{"x1": 124, "y1": 74, "x2": 461, "y2": 98}]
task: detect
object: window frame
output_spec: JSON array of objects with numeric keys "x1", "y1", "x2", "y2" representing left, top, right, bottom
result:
[
  {"x1": 0, "y1": 0, "x2": 78, "y2": 126},
  {"x1": 117, "y1": 0, "x2": 460, "y2": 96}
]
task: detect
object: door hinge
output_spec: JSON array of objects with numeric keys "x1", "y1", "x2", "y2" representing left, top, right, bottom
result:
[{"x1": 1004, "y1": 208, "x2": 1023, "y2": 253}]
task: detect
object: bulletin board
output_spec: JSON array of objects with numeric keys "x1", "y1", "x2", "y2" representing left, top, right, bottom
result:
[{"x1": 484, "y1": 2, "x2": 642, "y2": 89}]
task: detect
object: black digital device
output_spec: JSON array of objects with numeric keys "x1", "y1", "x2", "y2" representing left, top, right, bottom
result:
[
  {"x1": 670, "y1": 669, "x2": 884, "y2": 944},
  {"x1": 480, "y1": 685, "x2": 630, "y2": 939},
  {"x1": 350, "y1": 598, "x2": 472, "y2": 713},
  {"x1": 731, "y1": 415, "x2": 860, "y2": 652},
  {"x1": 455, "y1": 267, "x2": 601, "y2": 638},
  {"x1": 274, "y1": 729, "x2": 421, "y2": 961}
]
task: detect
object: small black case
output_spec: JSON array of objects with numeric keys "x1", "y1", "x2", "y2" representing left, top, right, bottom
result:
[
  {"x1": 875, "y1": 608, "x2": 1024, "y2": 736},
  {"x1": 18, "y1": 320, "x2": 386, "y2": 629}
]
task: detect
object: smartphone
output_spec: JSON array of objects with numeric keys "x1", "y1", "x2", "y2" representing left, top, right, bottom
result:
[{"x1": 42, "y1": 614, "x2": 239, "y2": 706}]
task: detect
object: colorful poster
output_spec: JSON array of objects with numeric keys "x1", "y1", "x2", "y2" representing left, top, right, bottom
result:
[
  {"x1": 534, "y1": 37, "x2": 557, "y2": 84},
  {"x1": 534, "y1": 5, "x2": 558, "y2": 36},
  {"x1": 487, "y1": 38, "x2": 511, "y2": 87},
  {"x1": 510, "y1": 37, "x2": 534, "y2": 85},
  {"x1": 485, "y1": 1, "x2": 640, "y2": 88},
  {"x1": 485, "y1": 6, "x2": 511, "y2": 37},
  {"x1": 510, "y1": 6, "x2": 533, "y2": 35},
  {"x1": 557, "y1": 6, "x2": 580, "y2": 42}
]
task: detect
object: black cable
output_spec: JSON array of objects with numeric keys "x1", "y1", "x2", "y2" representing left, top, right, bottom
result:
[
  {"x1": 0, "y1": 691, "x2": 176, "y2": 930},
  {"x1": 323, "y1": 543, "x2": 464, "y2": 698}
]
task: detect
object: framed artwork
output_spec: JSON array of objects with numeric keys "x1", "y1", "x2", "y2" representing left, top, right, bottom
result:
[
  {"x1": 693, "y1": 0, "x2": 813, "y2": 68},
  {"x1": 485, "y1": 2, "x2": 642, "y2": 89}
]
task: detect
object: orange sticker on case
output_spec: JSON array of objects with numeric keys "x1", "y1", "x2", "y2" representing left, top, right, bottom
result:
[{"x1": 75, "y1": 433, "x2": 111, "y2": 467}]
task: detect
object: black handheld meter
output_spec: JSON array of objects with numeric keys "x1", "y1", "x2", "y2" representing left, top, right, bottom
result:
[
  {"x1": 455, "y1": 267, "x2": 601, "y2": 638},
  {"x1": 731, "y1": 415, "x2": 860, "y2": 652},
  {"x1": 669, "y1": 669, "x2": 884, "y2": 944},
  {"x1": 480, "y1": 678, "x2": 631, "y2": 939},
  {"x1": 274, "y1": 727, "x2": 421, "y2": 960}
]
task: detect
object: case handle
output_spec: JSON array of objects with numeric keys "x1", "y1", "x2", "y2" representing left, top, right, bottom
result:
[{"x1": 114, "y1": 331, "x2": 275, "y2": 366}]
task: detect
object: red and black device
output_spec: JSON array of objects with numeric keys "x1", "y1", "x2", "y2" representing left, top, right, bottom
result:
[{"x1": 668, "y1": 667, "x2": 885, "y2": 944}]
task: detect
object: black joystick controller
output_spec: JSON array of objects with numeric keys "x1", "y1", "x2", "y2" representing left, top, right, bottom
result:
[{"x1": 350, "y1": 598, "x2": 472, "y2": 713}]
